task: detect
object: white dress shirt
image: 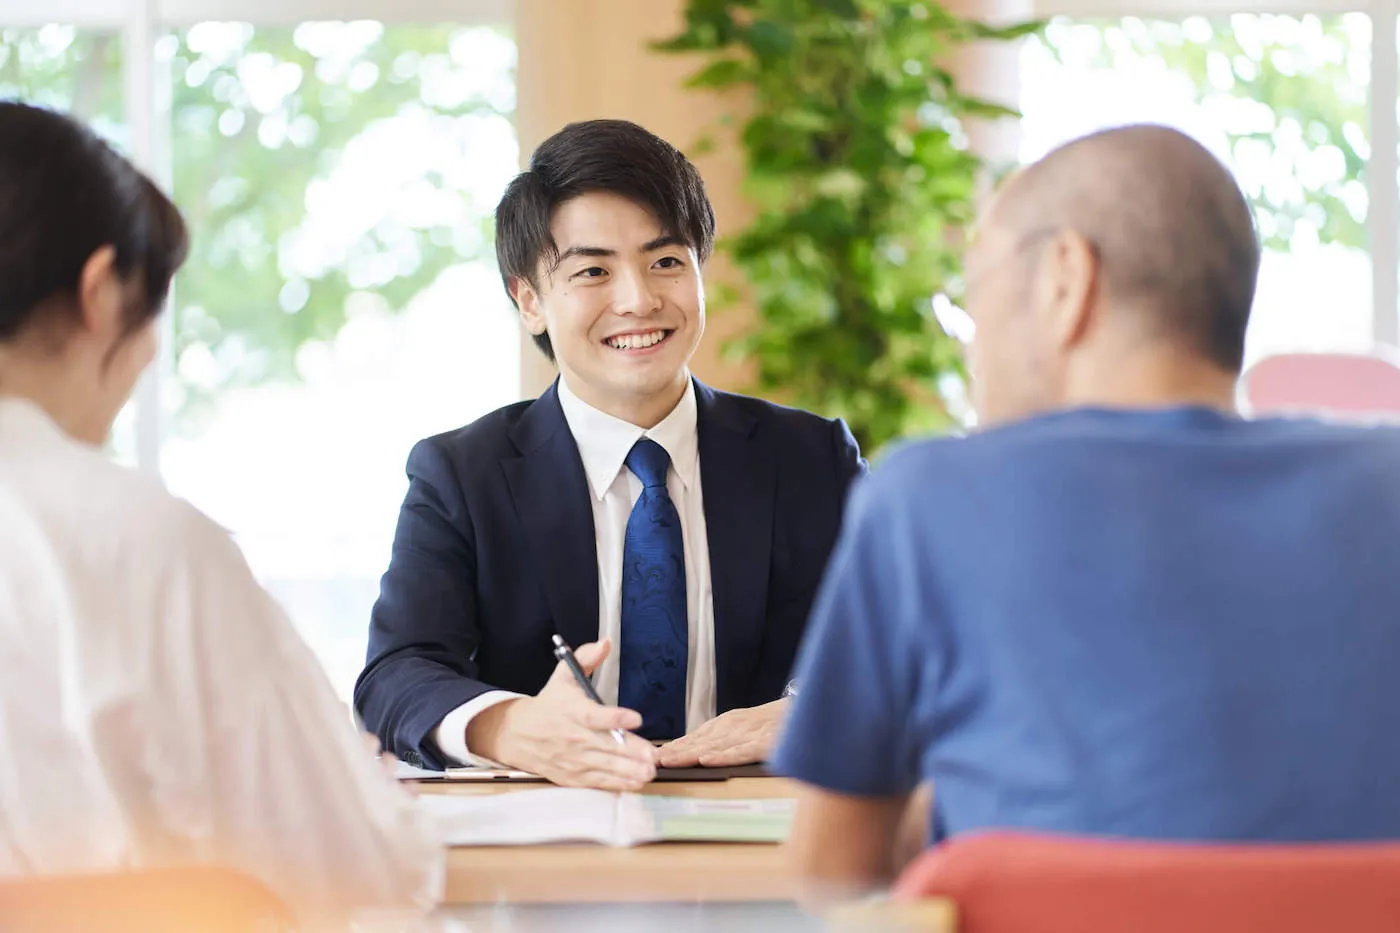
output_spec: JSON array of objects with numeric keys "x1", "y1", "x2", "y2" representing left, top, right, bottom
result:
[
  {"x1": 434, "y1": 377, "x2": 717, "y2": 764},
  {"x1": 0, "y1": 398, "x2": 443, "y2": 924}
]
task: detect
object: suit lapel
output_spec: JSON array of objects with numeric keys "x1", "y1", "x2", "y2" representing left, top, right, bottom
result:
[
  {"x1": 501, "y1": 382, "x2": 600, "y2": 653},
  {"x1": 696, "y1": 380, "x2": 775, "y2": 713}
]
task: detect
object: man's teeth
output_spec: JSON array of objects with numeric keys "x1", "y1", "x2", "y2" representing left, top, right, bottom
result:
[{"x1": 607, "y1": 331, "x2": 667, "y2": 350}]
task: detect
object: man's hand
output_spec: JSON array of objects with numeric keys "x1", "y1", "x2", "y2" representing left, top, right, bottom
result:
[
  {"x1": 466, "y1": 640, "x2": 657, "y2": 791},
  {"x1": 655, "y1": 698, "x2": 788, "y2": 768}
]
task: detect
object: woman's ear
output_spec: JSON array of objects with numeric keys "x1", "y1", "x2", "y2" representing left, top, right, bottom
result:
[{"x1": 76, "y1": 246, "x2": 126, "y2": 340}]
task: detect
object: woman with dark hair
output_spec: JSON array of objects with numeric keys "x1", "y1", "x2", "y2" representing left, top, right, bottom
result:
[{"x1": 0, "y1": 102, "x2": 442, "y2": 924}]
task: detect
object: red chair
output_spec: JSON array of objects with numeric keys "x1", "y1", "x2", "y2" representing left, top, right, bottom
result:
[
  {"x1": 893, "y1": 831, "x2": 1400, "y2": 933},
  {"x1": 1242, "y1": 350, "x2": 1400, "y2": 420},
  {"x1": 0, "y1": 867, "x2": 294, "y2": 933}
]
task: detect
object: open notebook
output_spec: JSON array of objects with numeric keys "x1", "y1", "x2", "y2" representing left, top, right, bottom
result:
[{"x1": 417, "y1": 788, "x2": 795, "y2": 847}]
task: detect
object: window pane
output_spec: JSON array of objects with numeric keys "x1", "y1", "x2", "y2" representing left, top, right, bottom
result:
[
  {"x1": 0, "y1": 25, "x2": 122, "y2": 129},
  {"x1": 159, "y1": 22, "x2": 520, "y2": 698},
  {"x1": 1020, "y1": 15, "x2": 1373, "y2": 366}
]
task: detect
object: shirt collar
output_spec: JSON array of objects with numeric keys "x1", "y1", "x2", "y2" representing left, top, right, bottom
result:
[
  {"x1": 0, "y1": 396, "x2": 67, "y2": 443},
  {"x1": 556, "y1": 376, "x2": 699, "y2": 501}
]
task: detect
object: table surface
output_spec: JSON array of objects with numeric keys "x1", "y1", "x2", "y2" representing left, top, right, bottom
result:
[{"x1": 421, "y1": 776, "x2": 801, "y2": 906}]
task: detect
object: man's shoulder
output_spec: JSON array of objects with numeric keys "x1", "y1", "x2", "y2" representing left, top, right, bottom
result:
[
  {"x1": 699, "y1": 384, "x2": 847, "y2": 440},
  {"x1": 1253, "y1": 416, "x2": 1400, "y2": 476},
  {"x1": 1260, "y1": 415, "x2": 1400, "y2": 447},
  {"x1": 415, "y1": 397, "x2": 542, "y2": 461},
  {"x1": 865, "y1": 410, "x2": 1400, "y2": 501}
]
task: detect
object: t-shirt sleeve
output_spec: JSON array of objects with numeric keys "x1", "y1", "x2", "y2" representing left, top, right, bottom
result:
[{"x1": 772, "y1": 473, "x2": 936, "y2": 797}]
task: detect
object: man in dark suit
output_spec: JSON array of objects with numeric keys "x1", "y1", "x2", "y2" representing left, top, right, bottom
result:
[{"x1": 356, "y1": 119, "x2": 866, "y2": 790}]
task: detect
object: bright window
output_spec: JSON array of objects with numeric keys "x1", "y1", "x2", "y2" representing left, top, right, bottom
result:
[
  {"x1": 158, "y1": 21, "x2": 519, "y2": 696},
  {"x1": 1020, "y1": 13, "x2": 1373, "y2": 367}
]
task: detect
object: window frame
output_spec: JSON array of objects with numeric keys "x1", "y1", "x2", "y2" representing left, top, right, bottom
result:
[
  {"x1": 1022, "y1": 0, "x2": 1400, "y2": 349},
  {"x1": 0, "y1": 0, "x2": 513, "y2": 472}
]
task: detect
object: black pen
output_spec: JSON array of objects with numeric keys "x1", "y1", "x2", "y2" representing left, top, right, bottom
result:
[{"x1": 551, "y1": 634, "x2": 627, "y2": 747}]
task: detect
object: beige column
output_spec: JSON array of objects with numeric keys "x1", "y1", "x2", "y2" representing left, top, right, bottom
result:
[
  {"x1": 512, "y1": 0, "x2": 755, "y2": 399},
  {"x1": 945, "y1": 0, "x2": 1032, "y2": 185}
]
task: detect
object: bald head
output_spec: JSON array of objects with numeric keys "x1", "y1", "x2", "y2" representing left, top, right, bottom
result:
[{"x1": 987, "y1": 125, "x2": 1260, "y2": 371}]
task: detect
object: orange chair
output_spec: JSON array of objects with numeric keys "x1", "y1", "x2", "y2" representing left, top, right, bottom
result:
[
  {"x1": 0, "y1": 867, "x2": 294, "y2": 933},
  {"x1": 893, "y1": 831, "x2": 1400, "y2": 933},
  {"x1": 1241, "y1": 350, "x2": 1400, "y2": 420}
]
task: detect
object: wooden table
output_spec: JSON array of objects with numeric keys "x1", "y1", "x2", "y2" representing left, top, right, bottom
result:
[{"x1": 421, "y1": 777, "x2": 799, "y2": 905}]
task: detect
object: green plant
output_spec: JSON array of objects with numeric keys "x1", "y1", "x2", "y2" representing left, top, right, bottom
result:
[{"x1": 657, "y1": 0, "x2": 1038, "y2": 452}]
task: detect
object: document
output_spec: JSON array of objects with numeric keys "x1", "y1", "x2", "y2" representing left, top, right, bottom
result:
[{"x1": 417, "y1": 789, "x2": 795, "y2": 847}]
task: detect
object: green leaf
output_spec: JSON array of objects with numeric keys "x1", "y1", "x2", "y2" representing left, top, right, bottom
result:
[
  {"x1": 963, "y1": 19, "x2": 1046, "y2": 41},
  {"x1": 743, "y1": 20, "x2": 795, "y2": 59},
  {"x1": 684, "y1": 56, "x2": 752, "y2": 89},
  {"x1": 946, "y1": 93, "x2": 1021, "y2": 119}
]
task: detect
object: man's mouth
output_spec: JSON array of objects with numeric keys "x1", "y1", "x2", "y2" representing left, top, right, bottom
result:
[{"x1": 604, "y1": 329, "x2": 673, "y2": 351}]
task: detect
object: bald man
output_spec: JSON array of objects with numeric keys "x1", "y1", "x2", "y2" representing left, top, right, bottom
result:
[{"x1": 773, "y1": 124, "x2": 1400, "y2": 897}]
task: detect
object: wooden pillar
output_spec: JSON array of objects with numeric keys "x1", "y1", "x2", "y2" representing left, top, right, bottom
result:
[{"x1": 945, "y1": 0, "x2": 1032, "y2": 196}]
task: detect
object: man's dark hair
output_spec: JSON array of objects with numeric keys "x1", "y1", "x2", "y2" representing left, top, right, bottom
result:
[
  {"x1": 495, "y1": 119, "x2": 716, "y2": 360},
  {"x1": 0, "y1": 101, "x2": 189, "y2": 345},
  {"x1": 997, "y1": 124, "x2": 1260, "y2": 372}
]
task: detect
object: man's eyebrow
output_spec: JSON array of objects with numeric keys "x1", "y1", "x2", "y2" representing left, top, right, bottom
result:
[
  {"x1": 548, "y1": 245, "x2": 616, "y2": 276},
  {"x1": 642, "y1": 235, "x2": 688, "y2": 252},
  {"x1": 557, "y1": 245, "x2": 616, "y2": 263}
]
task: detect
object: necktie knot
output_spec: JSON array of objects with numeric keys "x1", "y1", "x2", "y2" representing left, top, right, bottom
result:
[{"x1": 625, "y1": 438, "x2": 671, "y2": 489}]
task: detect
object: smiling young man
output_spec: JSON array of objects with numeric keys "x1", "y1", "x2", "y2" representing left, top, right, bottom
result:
[{"x1": 355, "y1": 119, "x2": 867, "y2": 789}]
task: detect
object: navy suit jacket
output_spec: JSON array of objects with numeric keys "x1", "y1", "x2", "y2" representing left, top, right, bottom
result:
[{"x1": 355, "y1": 378, "x2": 867, "y2": 768}]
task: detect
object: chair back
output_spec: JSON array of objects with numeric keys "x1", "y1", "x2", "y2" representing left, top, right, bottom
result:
[
  {"x1": 893, "y1": 831, "x2": 1400, "y2": 933},
  {"x1": 0, "y1": 867, "x2": 293, "y2": 933},
  {"x1": 1242, "y1": 350, "x2": 1400, "y2": 421}
]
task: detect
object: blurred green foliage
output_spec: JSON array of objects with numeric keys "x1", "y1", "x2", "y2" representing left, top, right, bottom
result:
[
  {"x1": 657, "y1": 1, "x2": 1038, "y2": 452},
  {"x1": 1035, "y1": 15, "x2": 1368, "y2": 253},
  {"x1": 0, "y1": 24, "x2": 513, "y2": 426}
]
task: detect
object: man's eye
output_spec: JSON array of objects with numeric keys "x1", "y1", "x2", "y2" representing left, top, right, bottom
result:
[
  {"x1": 576, "y1": 267, "x2": 606, "y2": 279},
  {"x1": 656, "y1": 257, "x2": 683, "y2": 269}
]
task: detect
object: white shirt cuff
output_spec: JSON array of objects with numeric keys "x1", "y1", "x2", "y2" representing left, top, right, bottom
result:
[{"x1": 432, "y1": 690, "x2": 526, "y2": 768}]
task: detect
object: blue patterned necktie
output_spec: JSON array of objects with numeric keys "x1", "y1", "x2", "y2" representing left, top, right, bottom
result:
[{"x1": 618, "y1": 438, "x2": 688, "y2": 740}]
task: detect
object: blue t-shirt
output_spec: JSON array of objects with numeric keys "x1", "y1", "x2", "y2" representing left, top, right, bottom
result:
[{"x1": 773, "y1": 407, "x2": 1400, "y2": 843}]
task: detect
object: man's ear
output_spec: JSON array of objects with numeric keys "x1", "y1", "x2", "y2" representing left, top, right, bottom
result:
[
  {"x1": 77, "y1": 246, "x2": 125, "y2": 340},
  {"x1": 1030, "y1": 230, "x2": 1099, "y2": 352},
  {"x1": 510, "y1": 276, "x2": 548, "y2": 337}
]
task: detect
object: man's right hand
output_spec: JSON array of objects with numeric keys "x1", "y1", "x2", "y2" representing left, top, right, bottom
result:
[{"x1": 465, "y1": 639, "x2": 657, "y2": 791}]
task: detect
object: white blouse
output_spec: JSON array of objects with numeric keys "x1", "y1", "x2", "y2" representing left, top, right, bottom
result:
[{"x1": 0, "y1": 397, "x2": 443, "y2": 924}]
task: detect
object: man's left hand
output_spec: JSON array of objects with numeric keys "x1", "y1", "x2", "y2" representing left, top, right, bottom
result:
[{"x1": 655, "y1": 698, "x2": 789, "y2": 768}]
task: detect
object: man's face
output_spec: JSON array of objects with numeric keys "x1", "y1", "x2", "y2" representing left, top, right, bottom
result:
[
  {"x1": 515, "y1": 191, "x2": 705, "y2": 423},
  {"x1": 962, "y1": 217, "x2": 1061, "y2": 427}
]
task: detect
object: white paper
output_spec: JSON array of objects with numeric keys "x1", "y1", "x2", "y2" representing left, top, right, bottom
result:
[
  {"x1": 417, "y1": 788, "x2": 629, "y2": 846},
  {"x1": 416, "y1": 789, "x2": 795, "y2": 848}
]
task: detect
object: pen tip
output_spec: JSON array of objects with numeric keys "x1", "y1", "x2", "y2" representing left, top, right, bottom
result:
[{"x1": 551, "y1": 634, "x2": 565, "y2": 647}]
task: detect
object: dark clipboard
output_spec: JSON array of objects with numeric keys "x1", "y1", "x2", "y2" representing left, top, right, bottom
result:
[{"x1": 405, "y1": 763, "x2": 772, "y2": 783}]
